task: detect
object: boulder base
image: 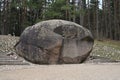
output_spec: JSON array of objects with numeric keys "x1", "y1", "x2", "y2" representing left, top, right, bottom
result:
[{"x1": 15, "y1": 20, "x2": 94, "y2": 64}]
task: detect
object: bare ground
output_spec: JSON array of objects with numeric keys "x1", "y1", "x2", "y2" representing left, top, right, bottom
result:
[{"x1": 0, "y1": 64, "x2": 120, "y2": 80}]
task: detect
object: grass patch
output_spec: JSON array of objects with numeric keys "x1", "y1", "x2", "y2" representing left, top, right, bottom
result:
[{"x1": 95, "y1": 40, "x2": 120, "y2": 50}]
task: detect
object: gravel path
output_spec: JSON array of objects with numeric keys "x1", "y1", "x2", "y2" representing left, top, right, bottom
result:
[{"x1": 0, "y1": 64, "x2": 120, "y2": 80}]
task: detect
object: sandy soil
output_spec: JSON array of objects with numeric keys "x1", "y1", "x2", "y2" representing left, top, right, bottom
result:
[{"x1": 0, "y1": 64, "x2": 120, "y2": 80}]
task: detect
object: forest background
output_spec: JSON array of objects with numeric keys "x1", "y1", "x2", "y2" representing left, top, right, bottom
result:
[{"x1": 0, "y1": 0, "x2": 120, "y2": 40}]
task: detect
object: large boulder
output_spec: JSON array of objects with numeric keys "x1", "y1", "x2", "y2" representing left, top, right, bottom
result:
[{"x1": 15, "y1": 19, "x2": 94, "y2": 64}]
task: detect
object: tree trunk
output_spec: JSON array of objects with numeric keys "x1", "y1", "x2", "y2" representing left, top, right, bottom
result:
[
  {"x1": 96, "y1": 0, "x2": 99, "y2": 39},
  {"x1": 87, "y1": 0, "x2": 91, "y2": 31},
  {"x1": 72, "y1": 0, "x2": 76, "y2": 22}
]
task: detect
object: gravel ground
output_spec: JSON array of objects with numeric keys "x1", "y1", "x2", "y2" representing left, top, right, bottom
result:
[
  {"x1": 91, "y1": 40, "x2": 120, "y2": 61},
  {"x1": 0, "y1": 35, "x2": 19, "y2": 54}
]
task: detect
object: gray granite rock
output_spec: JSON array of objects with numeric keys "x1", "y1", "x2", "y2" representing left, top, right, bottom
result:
[{"x1": 15, "y1": 19, "x2": 94, "y2": 64}]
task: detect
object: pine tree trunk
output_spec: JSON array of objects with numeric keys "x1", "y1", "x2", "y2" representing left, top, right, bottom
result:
[
  {"x1": 87, "y1": 0, "x2": 91, "y2": 30},
  {"x1": 104, "y1": 0, "x2": 108, "y2": 39},
  {"x1": 72, "y1": 0, "x2": 76, "y2": 22},
  {"x1": 96, "y1": 0, "x2": 99, "y2": 39},
  {"x1": 108, "y1": 0, "x2": 112, "y2": 39}
]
